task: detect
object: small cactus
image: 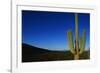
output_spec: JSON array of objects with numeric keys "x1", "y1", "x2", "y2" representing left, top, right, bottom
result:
[{"x1": 67, "y1": 13, "x2": 86, "y2": 60}]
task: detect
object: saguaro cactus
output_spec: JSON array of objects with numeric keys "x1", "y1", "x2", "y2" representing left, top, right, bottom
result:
[{"x1": 67, "y1": 13, "x2": 86, "y2": 60}]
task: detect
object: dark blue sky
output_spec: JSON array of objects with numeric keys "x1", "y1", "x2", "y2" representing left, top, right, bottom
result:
[{"x1": 22, "y1": 10, "x2": 90, "y2": 51}]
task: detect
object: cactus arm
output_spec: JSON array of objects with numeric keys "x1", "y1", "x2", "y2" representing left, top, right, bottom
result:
[
  {"x1": 79, "y1": 30, "x2": 86, "y2": 54},
  {"x1": 79, "y1": 37, "x2": 83, "y2": 54},
  {"x1": 67, "y1": 30, "x2": 75, "y2": 54}
]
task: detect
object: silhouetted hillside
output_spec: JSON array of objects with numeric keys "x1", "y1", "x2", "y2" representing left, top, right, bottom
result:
[
  {"x1": 22, "y1": 43, "x2": 51, "y2": 62},
  {"x1": 22, "y1": 43, "x2": 90, "y2": 62}
]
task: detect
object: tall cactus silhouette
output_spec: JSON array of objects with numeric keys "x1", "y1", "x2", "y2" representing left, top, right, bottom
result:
[{"x1": 67, "y1": 13, "x2": 86, "y2": 60}]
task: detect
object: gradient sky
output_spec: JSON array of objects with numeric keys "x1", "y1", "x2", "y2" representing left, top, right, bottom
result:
[{"x1": 22, "y1": 10, "x2": 90, "y2": 51}]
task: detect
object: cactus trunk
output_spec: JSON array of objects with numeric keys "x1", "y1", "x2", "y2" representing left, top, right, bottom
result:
[
  {"x1": 75, "y1": 13, "x2": 79, "y2": 60},
  {"x1": 74, "y1": 54, "x2": 79, "y2": 60}
]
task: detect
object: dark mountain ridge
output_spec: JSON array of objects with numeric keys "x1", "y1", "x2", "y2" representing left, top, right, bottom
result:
[{"x1": 22, "y1": 43, "x2": 90, "y2": 62}]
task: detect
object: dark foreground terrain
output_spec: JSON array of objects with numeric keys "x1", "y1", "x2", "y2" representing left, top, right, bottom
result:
[{"x1": 22, "y1": 43, "x2": 90, "y2": 62}]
